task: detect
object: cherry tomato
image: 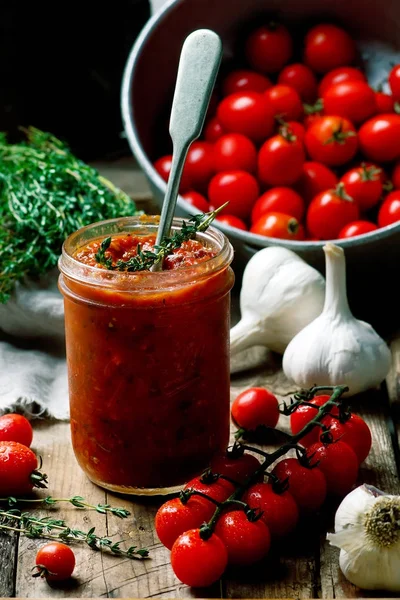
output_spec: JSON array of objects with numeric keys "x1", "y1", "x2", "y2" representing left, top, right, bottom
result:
[
  {"x1": 328, "y1": 414, "x2": 372, "y2": 464},
  {"x1": 375, "y1": 92, "x2": 395, "y2": 114},
  {"x1": 171, "y1": 529, "x2": 228, "y2": 587},
  {"x1": 155, "y1": 496, "x2": 214, "y2": 550},
  {"x1": 306, "y1": 441, "x2": 359, "y2": 496},
  {"x1": 0, "y1": 413, "x2": 33, "y2": 447},
  {"x1": 210, "y1": 452, "x2": 261, "y2": 485},
  {"x1": 278, "y1": 120, "x2": 306, "y2": 143},
  {"x1": 154, "y1": 155, "x2": 191, "y2": 192},
  {"x1": 231, "y1": 387, "x2": 279, "y2": 430},
  {"x1": 378, "y1": 191, "x2": 400, "y2": 227},
  {"x1": 318, "y1": 66, "x2": 367, "y2": 97},
  {"x1": 251, "y1": 212, "x2": 305, "y2": 241},
  {"x1": 35, "y1": 543, "x2": 75, "y2": 582},
  {"x1": 304, "y1": 24, "x2": 356, "y2": 73},
  {"x1": 184, "y1": 475, "x2": 235, "y2": 504},
  {"x1": 244, "y1": 482, "x2": 299, "y2": 538},
  {"x1": 389, "y1": 64, "x2": 400, "y2": 101},
  {"x1": 305, "y1": 116, "x2": 358, "y2": 166},
  {"x1": 322, "y1": 81, "x2": 376, "y2": 125},
  {"x1": 222, "y1": 70, "x2": 272, "y2": 96},
  {"x1": 216, "y1": 214, "x2": 247, "y2": 231},
  {"x1": 208, "y1": 171, "x2": 259, "y2": 220},
  {"x1": 251, "y1": 187, "x2": 305, "y2": 223},
  {"x1": 392, "y1": 160, "x2": 400, "y2": 189},
  {"x1": 303, "y1": 111, "x2": 323, "y2": 130},
  {"x1": 339, "y1": 220, "x2": 378, "y2": 238},
  {"x1": 258, "y1": 133, "x2": 305, "y2": 186},
  {"x1": 272, "y1": 458, "x2": 327, "y2": 513},
  {"x1": 214, "y1": 510, "x2": 271, "y2": 566},
  {"x1": 213, "y1": 133, "x2": 257, "y2": 173},
  {"x1": 307, "y1": 183, "x2": 360, "y2": 240},
  {"x1": 295, "y1": 161, "x2": 338, "y2": 205},
  {"x1": 278, "y1": 63, "x2": 318, "y2": 103},
  {"x1": 217, "y1": 92, "x2": 275, "y2": 143},
  {"x1": 181, "y1": 191, "x2": 209, "y2": 213},
  {"x1": 204, "y1": 117, "x2": 226, "y2": 143},
  {"x1": 245, "y1": 23, "x2": 293, "y2": 73},
  {"x1": 340, "y1": 164, "x2": 383, "y2": 211},
  {"x1": 290, "y1": 395, "x2": 338, "y2": 447},
  {"x1": 359, "y1": 114, "x2": 400, "y2": 162},
  {"x1": 182, "y1": 142, "x2": 215, "y2": 191},
  {"x1": 264, "y1": 84, "x2": 303, "y2": 121},
  {"x1": 0, "y1": 441, "x2": 41, "y2": 495}
]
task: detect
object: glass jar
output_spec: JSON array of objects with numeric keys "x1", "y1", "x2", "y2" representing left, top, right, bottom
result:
[{"x1": 58, "y1": 216, "x2": 234, "y2": 495}]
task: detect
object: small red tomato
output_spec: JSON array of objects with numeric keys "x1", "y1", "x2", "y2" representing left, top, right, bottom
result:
[
  {"x1": 328, "y1": 414, "x2": 372, "y2": 464},
  {"x1": 389, "y1": 64, "x2": 400, "y2": 101},
  {"x1": 251, "y1": 212, "x2": 305, "y2": 241},
  {"x1": 35, "y1": 543, "x2": 75, "y2": 582},
  {"x1": 340, "y1": 164, "x2": 383, "y2": 211},
  {"x1": 217, "y1": 92, "x2": 275, "y2": 143},
  {"x1": 222, "y1": 69, "x2": 272, "y2": 96},
  {"x1": 182, "y1": 142, "x2": 215, "y2": 191},
  {"x1": 264, "y1": 84, "x2": 303, "y2": 121},
  {"x1": 208, "y1": 171, "x2": 259, "y2": 220},
  {"x1": 213, "y1": 133, "x2": 257, "y2": 173},
  {"x1": 272, "y1": 458, "x2": 327, "y2": 513},
  {"x1": 204, "y1": 117, "x2": 226, "y2": 143},
  {"x1": 378, "y1": 191, "x2": 400, "y2": 227},
  {"x1": 304, "y1": 24, "x2": 356, "y2": 74},
  {"x1": 375, "y1": 92, "x2": 395, "y2": 114},
  {"x1": 245, "y1": 23, "x2": 293, "y2": 73},
  {"x1": 251, "y1": 187, "x2": 305, "y2": 223},
  {"x1": 278, "y1": 120, "x2": 306, "y2": 143},
  {"x1": 290, "y1": 395, "x2": 337, "y2": 447},
  {"x1": 171, "y1": 529, "x2": 228, "y2": 587},
  {"x1": 305, "y1": 116, "x2": 358, "y2": 166},
  {"x1": 155, "y1": 497, "x2": 214, "y2": 550},
  {"x1": 303, "y1": 111, "x2": 323, "y2": 130},
  {"x1": 306, "y1": 441, "x2": 359, "y2": 496},
  {"x1": 184, "y1": 475, "x2": 235, "y2": 504},
  {"x1": 322, "y1": 81, "x2": 376, "y2": 125},
  {"x1": 214, "y1": 511, "x2": 271, "y2": 566},
  {"x1": 258, "y1": 133, "x2": 305, "y2": 186},
  {"x1": 216, "y1": 214, "x2": 247, "y2": 231},
  {"x1": 307, "y1": 183, "x2": 360, "y2": 240},
  {"x1": 359, "y1": 114, "x2": 400, "y2": 163},
  {"x1": 0, "y1": 441, "x2": 41, "y2": 496},
  {"x1": 295, "y1": 161, "x2": 338, "y2": 205},
  {"x1": 244, "y1": 483, "x2": 299, "y2": 538},
  {"x1": 278, "y1": 63, "x2": 318, "y2": 103},
  {"x1": 210, "y1": 452, "x2": 261, "y2": 485},
  {"x1": 392, "y1": 160, "x2": 400, "y2": 189},
  {"x1": 181, "y1": 191, "x2": 209, "y2": 213},
  {"x1": 154, "y1": 155, "x2": 191, "y2": 192},
  {"x1": 318, "y1": 66, "x2": 367, "y2": 97},
  {"x1": 231, "y1": 387, "x2": 279, "y2": 430},
  {"x1": 339, "y1": 220, "x2": 378, "y2": 238},
  {"x1": 0, "y1": 413, "x2": 33, "y2": 447}
]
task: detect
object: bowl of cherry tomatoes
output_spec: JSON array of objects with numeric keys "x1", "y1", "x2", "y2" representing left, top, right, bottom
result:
[{"x1": 122, "y1": 0, "x2": 400, "y2": 326}]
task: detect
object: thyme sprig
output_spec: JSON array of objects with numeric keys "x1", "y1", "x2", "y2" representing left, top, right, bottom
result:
[{"x1": 0, "y1": 495, "x2": 130, "y2": 518}]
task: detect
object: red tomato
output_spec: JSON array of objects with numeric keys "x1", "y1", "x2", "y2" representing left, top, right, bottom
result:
[
  {"x1": 0, "y1": 413, "x2": 33, "y2": 447},
  {"x1": 204, "y1": 117, "x2": 226, "y2": 143},
  {"x1": 217, "y1": 92, "x2": 275, "y2": 143},
  {"x1": 272, "y1": 458, "x2": 327, "y2": 513},
  {"x1": 339, "y1": 220, "x2": 378, "y2": 238},
  {"x1": 182, "y1": 142, "x2": 215, "y2": 191},
  {"x1": 35, "y1": 543, "x2": 75, "y2": 582},
  {"x1": 392, "y1": 160, "x2": 400, "y2": 189},
  {"x1": 184, "y1": 475, "x2": 235, "y2": 504},
  {"x1": 295, "y1": 161, "x2": 338, "y2": 205},
  {"x1": 214, "y1": 511, "x2": 271, "y2": 566},
  {"x1": 375, "y1": 92, "x2": 395, "y2": 114},
  {"x1": 155, "y1": 497, "x2": 214, "y2": 550},
  {"x1": 322, "y1": 81, "x2": 376, "y2": 124},
  {"x1": 251, "y1": 187, "x2": 305, "y2": 223},
  {"x1": 290, "y1": 395, "x2": 337, "y2": 447},
  {"x1": 389, "y1": 64, "x2": 400, "y2": 100},
  {"x1": 251, "y1": 212, "x2": 305, "y2": 240},
  {"x1": 231, "y1": 387, "x2": 279, "y2": 430},
  {"x1": 318, "y1": 66, "x2": 367, "y2": 97},
  {"x1": 306, "y1": 441, "x2": 359, "y2": 496},
  {"x1": 340, "y1": 164, "x2": 383, "y2": 211},
  {"x1": 264, "y1": 84, "x2": 303, "y2": 121},
  {"x1": 222, "y1": 70, "x2": 272, "y2": 96},
  {"x1": 304, "y1": 24, "x2": 356, "y2": 73},
  {"x1": 216, "y1": 214, "x2": 247, "y2": 230},
  {"x1": 244, "y1": 482, "x2": 299, "y2": 538},
  {"x1": 328, "y1": 414, "x2": 372, "y2": 464},
  {"x1": 278, "y1": 120, "x2": 306, "y2": 143},
  {"x1": 305, "y1": 116, "x2": 358, "y2": 166},
  {"x1": 181, "y1": 191, "x2": 209, "y2": 213},
  {"x1": 258, "y1": 133, "x2": 305, "y2": 186},
  {"x1": 154, "y1": 155, "x2": 191, "y2": 192},
  {"x1": 378, "y1": 191, "x2": 400, "y2": 227},
  {"x1": 303, "y1": 111, "x2": 323, "y2": 130},
  {"x1": 213, "y1": 133, "x2": 257, "y2": 173},
  {"x1": 171, "y1": 530, "x2": 228, "y2": 587},
  {"x1": 245, "y1": 23, "x2": 293, "y2": 73},
  {"x1": 307, "y1": 184, "x2": 360, "y2": 240},
  {"x1": 210, "y1": 452, "x2": 261, "y2": 485},
  {"x1": 0, "y1": 441, "x2": 42, "y2": 495},
  {"x1": 278, "y1": 63, "x2": 318, "y2": 103},
  {"x1": 208, "y1": 171, "x2": 259, "y2": 219},
  {"x1": 359, "y1": 114, "x2": 400, "y2": 162}
]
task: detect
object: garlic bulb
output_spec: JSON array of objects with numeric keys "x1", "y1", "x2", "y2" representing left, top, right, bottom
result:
[
  {"x1": 327, "y1": 484, "x2": 400, "y2": 591},
  {"x1": 230, "y1": 247, "x2": 325, "y2": 356},
  {"x1": 283, "y1": 243, "x2": 391, "y2": 396}
]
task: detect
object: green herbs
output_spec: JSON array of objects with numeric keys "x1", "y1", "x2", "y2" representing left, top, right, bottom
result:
[{"x1": 0, "y1": 127, "x2": 138, "y2": 303}]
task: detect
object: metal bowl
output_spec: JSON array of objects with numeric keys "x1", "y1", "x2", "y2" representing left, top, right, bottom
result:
[{"x1": 121, "y1": 0, "x2": 400, "y2": 330}]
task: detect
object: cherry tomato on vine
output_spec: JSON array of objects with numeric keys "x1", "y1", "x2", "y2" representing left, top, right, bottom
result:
[
  {"x1": 213, "y1": 133, "x2": 257, "y2": 173},
  {"x1": 278, "y1": 63, "x2": 318, "y2": 103},
  {"x1": 0, "y1": 413, "x2": 33, "y2": 447},
  {"x1": 154, "y1": 155, "x2": 191, "y2": 192},
  {"x1": 358, "y1": 114, "x2": 400, "y2": 163},
  {"x1": 34, "y1": 543, "x2": 75, "y2": 582},
  {"x1": 251, "y1": 188, "x2": 305, "y2": 224},
  {"x1": 210, "y1": 452, "x2": 261, "y2": 485},
  {"x1": 322, "y1": 81, "x2": 376, "y2": 125},
  {"x1": 214, "y1": 510, "x2": 271, "y2": 566},
  {"x1": 272, "y1": 457, "x2": 327, "y2": 513},
  {"x1": 171, "y1": 529, "x2": 228, "y2": 587},
  {"x1": 304, "y1": 116, "x2": 358, "y2": 166},
  {"x1": 244, "y1": 482, "x2": 299, "y2": 538},
  {"x1": 217, "y1": 92, "x2": 275, "y2": 143},
  {"x1": 295, "y1": 161, "x2": 338, "y2": 205},
  {"x1": 392, "y1": 160, "x2": 400, "y2": 189},
  {"x1": 245, "y1": 23, "x2": 293, "y2": 73},
  {"x1": 264, "y1": 84, "x2": 303, "y2": 121},
  {"x1": 338, "y1": 220, "x2": 378, "y2": 238},
  {"x1": 307, "y1": 184, "x2": 360, "y2": 240},
  {"x1": 181, "y1": 191, "x2": 209, "y2": 213},
  {"x1": 216, "y1": 214, "x2": 247, "y2": 231},
  {"x1": 328, "y1": 414, "x2": 372, "y2": 464},
  {"x1": 340, "y1": 164, "x2": 383, "y2": 211},
  {"x1": 155, "y1": 497, "x2": 214, "y2": 550},
  {"x1": 304, "y1": 24, "x2": 356, "y2": 73},
  {"x1": 278, "y1": 120, "x2": 306, "y2": 143},
  {"x1": 251, "y1": 212, "x2": 305, "y2": 241},
  {"x1": 375, "y1": 92, "x2": 395, "y2": 115},
  {"x1": 208, "y1": 171, "x2": 259, "y2": 220},
  {"x1": 306, "y1": 441, "x2": 359, "y2": 496},
  {"x1": 231, "y1": 387, "x2": 280, "y2": 430},
  {"x1": 184, "y1": 475, "x2": 235, "y2": 504},
  {"x1": 182, "y1": 142, "x2": 215, "y2": 191},
  {"x1": 0, "y1": 441, "x2": 42, "y2": 496},
  {"x1": 378, "y1": 191, "x2": 400, "y2": 227},
  {"x1": 258, "y1": 133, "x2": 305, "y2": 186},
  {"x1": 290, "y1": 395, "x2": 337, "y2": 447},
  {"x1": 204, "y1": 117, "x2": 226, "y2": 143},
  {"x1": 389, "y1": 64, "x2": 400, "y2": 101},
  {"x1": 222, "y1": 70, "x2": 272, "y2": 96},
  {"x1": 318, "y1": 66, "x2": 367, "y2": 97}
]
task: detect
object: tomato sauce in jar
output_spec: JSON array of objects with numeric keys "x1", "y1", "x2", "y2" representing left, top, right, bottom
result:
[{"x1": 58, "y1": 216, "x2": 234, "y2": 495}]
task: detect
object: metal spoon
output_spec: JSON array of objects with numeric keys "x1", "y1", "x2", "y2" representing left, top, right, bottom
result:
[{"x1": 152, "y1": 29, "x2": 222, "y2": 270}]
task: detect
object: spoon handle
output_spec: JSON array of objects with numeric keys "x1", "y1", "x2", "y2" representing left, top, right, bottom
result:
[{"x1": 155, "y1": 29, "x2": 222, "y2": 248}]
